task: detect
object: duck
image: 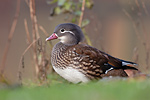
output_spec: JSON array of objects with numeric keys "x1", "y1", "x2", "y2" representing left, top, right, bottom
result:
[{"x1": 46, "y1": 23, "x2": 138, "y2": 83}]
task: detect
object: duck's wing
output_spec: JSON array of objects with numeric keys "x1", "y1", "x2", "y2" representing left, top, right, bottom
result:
[{"x1": 70, "y1": 44, "x2": 138, "y2": 79}]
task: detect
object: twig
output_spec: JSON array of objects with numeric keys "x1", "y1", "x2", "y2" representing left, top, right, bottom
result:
[
  {"x1": 38, "y1": 25, "x2": 49, "y2": 36},
  {"x1": 24, "y1": 18, "x2": 34, "y2": 60},
  {"x1": 24, "y1": 19, "x2": 31, "y2": 44},
  {"x1": 78, "y1": 0, "x2": 92, "y2": 46},
  {"x1": 123, "y1": 9, "x2": 145, "y2": 46},
  {"x1": 135, "y1": 0, "x2": 141, "y2": 12},
  {"x1": 18, "y1": 39, "x2": 39, "y2": 84},
  {"x1": 29, "y1": 0, "x2": 40, "y2": 39},
  {"x1": 25, "y1": 0, "x2": 29, "y2": 6},
  {"x1": 125, "y1": 0, "x2": 150, "y2": 71},
  {"x1": 78, "y1": 0, "x2": 85, "y2": 27},
  {"x1": 29, "y1": 0, "x2": 40, "y2": 77},
  {"x1": 38, "y1": 25, "x2": 53, "y2": 74},
  {"x1": 37, "y1": 40, "x2": 48, "y2": 83},
  {"x1": 142, "y1": 1, "x2": 149, "y2": 16},
  {"x1": 134, "y1": 0, "x2": 148, "y2": 49},
  {"x1": 134, "y1": 0, "x2": 150, "y2": 69},
  {"x1": 132, "y1": 47, "x2": 139, "y2": 65},
  {"x1": 0, "y1": 0, "x2": 20, "y2": 75},
  {"x1": 140, "y1": 1, "x2": 149, "y2": 50},
  {"x1": 38, "y1": 24, "x2": 53, "y2": 48},
  {"x1": 24, "y1": 19, "x2": 32, "y2": 45}
]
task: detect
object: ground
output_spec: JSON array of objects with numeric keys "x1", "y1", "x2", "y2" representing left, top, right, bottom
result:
[{"x1": 0, "y1": 74, "x2": 150, "y2": 100}]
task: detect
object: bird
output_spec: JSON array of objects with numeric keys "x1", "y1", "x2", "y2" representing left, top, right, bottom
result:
[{"x1": 46, "y1": 23, "x2": 139, "y2": 83}]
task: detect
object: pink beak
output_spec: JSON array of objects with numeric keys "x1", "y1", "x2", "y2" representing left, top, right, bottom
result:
[{"x1": 46, "y1": 33, "x2": 58, "y2": 41}]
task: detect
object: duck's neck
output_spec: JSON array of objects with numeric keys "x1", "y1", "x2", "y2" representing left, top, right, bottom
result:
[{"x1": 53, "y1": 42, "x2": 72, "y2": 51}]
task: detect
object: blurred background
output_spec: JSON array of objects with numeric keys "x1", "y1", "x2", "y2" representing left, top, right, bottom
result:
[{"x1": 0, "y1": 0, "x2": 150, "y2": 84}]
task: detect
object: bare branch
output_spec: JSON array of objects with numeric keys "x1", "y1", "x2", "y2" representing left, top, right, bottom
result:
[
  {"x1": 78, "y1": 0, "x2": 85, "y2": 27},
  {"x1": 24, "y1": 19, "x2": 32, "y2": 45},
  {"x1": 142, "y1": 1, "x2": 149, "y2": 16},
  {"x1": 38, "y1": 25, "x2": 49, "y2": 36},
  {"x1": 29, "y1": 0, "x2": 40, "y2": 78},
  {"x1": 18, "y1": 39, "x2": 39, "y2": 84},
  {"x1": 0, "y1": 0, "x2": 20, "y2": 75},
  {"x1": 123, "y1": 9, "x2": 145, "y2": 46}
]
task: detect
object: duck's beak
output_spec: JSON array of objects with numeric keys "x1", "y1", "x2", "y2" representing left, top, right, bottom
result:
[{"x1": 46, "y1": 33, "x2": 58, "y2": 41}]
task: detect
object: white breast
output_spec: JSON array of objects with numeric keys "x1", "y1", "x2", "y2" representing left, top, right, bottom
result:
[{"x1": 53, "y1": 66, "x2": 90, "y2": 83}]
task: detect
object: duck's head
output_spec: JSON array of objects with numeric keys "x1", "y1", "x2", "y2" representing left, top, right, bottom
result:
[{"x1": 46, "y1": 23, "x2": 84, "y2": 45}]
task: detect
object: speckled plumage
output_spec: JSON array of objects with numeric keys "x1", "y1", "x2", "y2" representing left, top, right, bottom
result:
[{"x1": 46, "y1": 23, "x2": 138, "y2": 83}]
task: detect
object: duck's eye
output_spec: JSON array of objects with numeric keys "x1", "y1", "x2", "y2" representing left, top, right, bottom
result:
[{"x1": 60, "y1": 29, "x2": 65, "y2": 33}]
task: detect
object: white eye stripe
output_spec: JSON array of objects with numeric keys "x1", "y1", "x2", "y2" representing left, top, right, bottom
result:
[{"x1": 61, "y1": 30, "x2": 75, "y2": 35}]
